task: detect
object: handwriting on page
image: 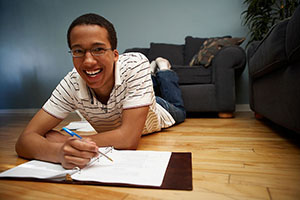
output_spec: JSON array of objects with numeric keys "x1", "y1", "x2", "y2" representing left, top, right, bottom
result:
[{"x1": 72, "y1": 150, "x2": 171, "y2": 186}]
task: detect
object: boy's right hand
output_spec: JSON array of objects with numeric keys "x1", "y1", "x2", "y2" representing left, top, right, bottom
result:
[{"x1": 59, "y1": 137, "x2": 99, "y2": 169}]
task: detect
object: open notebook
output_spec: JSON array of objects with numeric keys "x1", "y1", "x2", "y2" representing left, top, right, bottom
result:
[{"x1": 0, "y1": 148, "x2": 192, "y2": 190}]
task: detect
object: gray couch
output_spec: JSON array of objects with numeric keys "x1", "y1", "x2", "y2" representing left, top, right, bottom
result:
[
  {"x1": 247, "y1": 6, "x2": 300, "y2": 134},
  {"x1": 125, "y1": 36, "x2": 246, "y2": 117}
]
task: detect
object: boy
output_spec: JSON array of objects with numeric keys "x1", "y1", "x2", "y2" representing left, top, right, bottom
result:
[{"x1": 16, "y1": 13, "x2": 185, "y2": 169}]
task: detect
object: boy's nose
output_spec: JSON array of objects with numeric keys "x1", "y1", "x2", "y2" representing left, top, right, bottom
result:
[{"x1": 83, "y1": 51, "x2": 97, "y2": 65}]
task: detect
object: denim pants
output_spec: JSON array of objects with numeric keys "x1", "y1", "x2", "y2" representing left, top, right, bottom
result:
[{"x1": 152, "y1": 70, "x2": 186, "y2": 124}]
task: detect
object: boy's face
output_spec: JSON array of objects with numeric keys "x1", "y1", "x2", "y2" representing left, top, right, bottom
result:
[{"x1": 69, "y1": 24, "x2": 119, "y2": 96}]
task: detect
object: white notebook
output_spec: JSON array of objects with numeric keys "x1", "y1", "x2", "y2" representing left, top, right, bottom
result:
[{"x1": 0, "y1": 148, "x2": 171, "y2": 187}]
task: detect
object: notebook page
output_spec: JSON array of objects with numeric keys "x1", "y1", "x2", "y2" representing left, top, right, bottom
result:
[
  {"x1": 0, "y1": 160, "x2": 77, "y2": 180},
  {"x1": 71, "y1": 149, "x2": 171, "y2": 186}
]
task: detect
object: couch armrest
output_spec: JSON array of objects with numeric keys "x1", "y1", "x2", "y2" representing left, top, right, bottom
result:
[
  {"x1": 213, "y1": 46, "x2": 246, "y2": 78},
  {"x1": 248, "y1": 19, "x2": 289, "y2": 79},
  {"x1": 286, "y1": 6, "x2": 300, "y2": 62},
  {"x1": 247, "y1": 41, "x2": 260, "y2": 60},
  {"x1": 210, "y1": 45, "x2": 246, "y2": 111}
]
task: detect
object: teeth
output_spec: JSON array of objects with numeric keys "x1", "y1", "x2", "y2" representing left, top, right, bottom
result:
[{"x1": 85, "y1": 69, "x2": 102, "y2": 75}]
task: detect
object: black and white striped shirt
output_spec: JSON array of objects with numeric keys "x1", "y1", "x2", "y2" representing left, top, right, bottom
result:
[{"x1": 43, "y1": 53, "x2": 175, "y2": 134}]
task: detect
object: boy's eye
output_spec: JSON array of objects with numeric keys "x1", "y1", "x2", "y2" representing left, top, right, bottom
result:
[
  {"x1": 73, "y1": 49, "x2": 84, "y2": 54},
  {"x1": 92, "y1": 48, "x2": 105, "y2": 54}
]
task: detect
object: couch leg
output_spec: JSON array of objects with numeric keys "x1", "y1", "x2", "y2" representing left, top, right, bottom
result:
[
  {"x1": 218, "y1": 112, "x2": 234, "y2": 118},
  {"x1": 254, "y1": 113, "x2": 264, "y2": 120}
]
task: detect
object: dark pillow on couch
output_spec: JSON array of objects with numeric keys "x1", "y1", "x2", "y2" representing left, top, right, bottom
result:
[
  {"x1": 184, "y1": 36, "x2": 207, "y2": 65},
  {"x1": 148, "y1": 43, "x2": 184, "y2": 65},
  {"x1": 189, "y1": 37, "x2": 245, "y2": 67},
  {"x1": 123, "y1": 48, "x2": 150, "y2": 58}
]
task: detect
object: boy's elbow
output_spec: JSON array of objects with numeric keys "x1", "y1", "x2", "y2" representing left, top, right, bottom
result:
[
  {"x1": 119, "y1": 135, "x2": 140, "y2": 150},
  {"x1": 125, "y1": 142, "x2": 139, "y2": 150},
  {"x1": 15, "y1": 135, "x2": 32, "y2": 159},
  {"x1": 15, "y1": 137, "x2": 25, "y2": 157},
  {"x1": 15, "y1": 141, "x2": 23, "y2": 158},
  {"x1": 121, "y1": 139, "x2": 139, "y2": 150}
]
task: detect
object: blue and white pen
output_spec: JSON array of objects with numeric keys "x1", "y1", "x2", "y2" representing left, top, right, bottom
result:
[
  {"x1": 62, "y1": 127, "x2": 82, "y2": 139},
  {"x1": 62, "y1": 127, "x2": 113, "y2": 162}
]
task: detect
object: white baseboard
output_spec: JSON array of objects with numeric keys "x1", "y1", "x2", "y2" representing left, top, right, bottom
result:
[{"x1": 236, "y1": 104, "x2": 251, "y2": 112}]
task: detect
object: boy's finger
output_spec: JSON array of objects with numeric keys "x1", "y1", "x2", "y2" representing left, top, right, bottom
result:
[
  {"x1": 82, "y1": 137, "x2": 97, "y2": 145},
  {"x1": 69, "y1": 138, "x2": 98, "y2": 152},
  {"x1": 64, "y1": 155, "x2": 90, "y2": 169}
]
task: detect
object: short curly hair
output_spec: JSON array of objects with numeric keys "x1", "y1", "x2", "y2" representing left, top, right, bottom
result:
[{"x1": 67, "y1": 13, "x2": 117, "y2": 50}]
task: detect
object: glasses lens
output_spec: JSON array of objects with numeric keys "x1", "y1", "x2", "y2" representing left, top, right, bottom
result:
[
  {"x1": 92, "y1": 48, "x2": 106, "y2": 56},
  {"x1": 72, "y1": 49, "x2": 84, "y2": 57}
]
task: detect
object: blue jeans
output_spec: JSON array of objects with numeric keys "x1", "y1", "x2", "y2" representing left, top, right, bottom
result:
[{"x1": 152, "y1": 70, "x2": 186, "y2": 124}]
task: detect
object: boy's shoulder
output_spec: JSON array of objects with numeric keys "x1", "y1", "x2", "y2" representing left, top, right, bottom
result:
[
  {"x1": 119, "y1": 52, "x2": 149, "y2": 64},
  {"x1": 64, "y1": 68, "x2": 80, "y2": 81}
]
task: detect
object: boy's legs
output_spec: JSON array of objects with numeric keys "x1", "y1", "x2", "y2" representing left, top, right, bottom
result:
[{"x1": 152, "y1": 70, "x2": 186, "y2": 124}]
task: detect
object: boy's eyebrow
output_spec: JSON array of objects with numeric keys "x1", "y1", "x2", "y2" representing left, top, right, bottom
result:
[
  {"x1": 70, "y1": 44, "x2": 81, "y2": 49},
  {"x1": 70, "y1": 42, "x2": 106, "y2": 49},
  {"x1": 93, "y1": 42, "x2": 106, "y2": 46}
]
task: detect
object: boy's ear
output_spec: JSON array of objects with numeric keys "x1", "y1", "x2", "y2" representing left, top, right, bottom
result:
[{"x1": 113, "y1": 49, "x2": 119, "y2": 62}]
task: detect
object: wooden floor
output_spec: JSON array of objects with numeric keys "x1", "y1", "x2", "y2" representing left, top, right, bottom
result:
[{"x1": 0, "y1": 111, "x2": 300, "y2": 200}]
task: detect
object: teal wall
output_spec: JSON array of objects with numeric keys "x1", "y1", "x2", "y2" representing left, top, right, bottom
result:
[{"x1": 0, "y1": 0, "x2": 248, "y2": 109}]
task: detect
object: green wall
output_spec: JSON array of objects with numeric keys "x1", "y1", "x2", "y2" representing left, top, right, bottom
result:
[{"x1": 0, "y1": 0, "x2": 248, "y2": 109}]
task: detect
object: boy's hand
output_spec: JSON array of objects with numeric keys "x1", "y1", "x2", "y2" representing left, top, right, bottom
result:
[{"x1": 59, "y1": 137, "x2": 99, "y2": 169}]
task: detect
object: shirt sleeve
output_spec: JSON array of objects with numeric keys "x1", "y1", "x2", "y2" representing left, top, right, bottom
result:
[
  {"x1": 122, "y1": 54, "x2": 154, "y2": 109},
  {"x1": 42, "y1": 73, "x2": 76, "y2": 119}
]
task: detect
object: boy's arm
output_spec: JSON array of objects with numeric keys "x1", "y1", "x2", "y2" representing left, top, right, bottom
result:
[
  {"x1": 15, "y1": 109, "x2": 98, "y2": 169},
  {"x1": 87, "y1": 105, "x2": 149, "y2": 150}
]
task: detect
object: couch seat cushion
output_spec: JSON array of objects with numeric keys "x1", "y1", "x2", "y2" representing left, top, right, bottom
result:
[{"x1": 172, "y1": 65, "x2": 212, "y2": 84}]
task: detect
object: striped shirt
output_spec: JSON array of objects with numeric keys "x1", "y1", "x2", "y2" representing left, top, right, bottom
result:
[{"x1": 43, "y1": 53, "x2": 175, "y2": 134}]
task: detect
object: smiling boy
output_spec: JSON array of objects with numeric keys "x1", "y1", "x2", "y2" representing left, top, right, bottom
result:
[{"x1": 15, "y1": 13, "x2": 185, "y2": 169}]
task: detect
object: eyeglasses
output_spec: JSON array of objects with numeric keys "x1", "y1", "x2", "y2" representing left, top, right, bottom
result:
[{"x1": 69, "y1": 47, "x2": 112, "y2": 58}]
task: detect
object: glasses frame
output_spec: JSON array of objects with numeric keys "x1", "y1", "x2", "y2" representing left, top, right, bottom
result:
[{"x1": 68, "y1": 47, "x2": 112, "y2": 58}]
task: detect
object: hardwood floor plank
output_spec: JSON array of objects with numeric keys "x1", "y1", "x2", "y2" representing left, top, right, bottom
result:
[
  {"x1": 230, "y1": 173, "x2": 300, "y2": 190},
  {"x1": 1, "y1": 111, "x2": 299, "y2": 200},
  {"x1": 268, "y1": 187, "x2": 300, "y2": 200}
]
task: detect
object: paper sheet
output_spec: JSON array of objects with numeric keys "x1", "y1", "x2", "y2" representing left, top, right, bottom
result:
[
  {"x1": 0, "y1": 149, "x2": 171, "y2": 186},
  {"x1": 72, "y1": 149, "x2": 171, "y2": 186},
  {"x1": 65, "y1": 121, "x2": 95, "y2": 132},
  {"x1": 0, "y1": 160, "x2": 77, "y2": 180}
]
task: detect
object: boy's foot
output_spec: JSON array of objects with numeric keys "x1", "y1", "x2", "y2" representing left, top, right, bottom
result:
[
  {"x1": 156, "y1": 57, "x2": 171, "y2": 71},
  {"x1": 150, "y1": 60, "x2": 157, "y2": 75}
]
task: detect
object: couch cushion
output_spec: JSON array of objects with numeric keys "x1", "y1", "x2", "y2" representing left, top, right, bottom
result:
[
  {"x1": 148, "y1": 43, "x2": 184, "y2": 65},
  {"x1": 190, "y1": 37, "x2": 245, "y2": 67},
  {"x1": 184, "y1": 36, "x2": 207, "y2": 65},
  {"x1": 184, "y1": 36, "x2": 232, "y2": 65},
  {"x1": 172, "y1": 65, "x2": 212, "y2": 84},
  {"x1": 123, "y1": 48, "x2": 150, "y2": 58}
]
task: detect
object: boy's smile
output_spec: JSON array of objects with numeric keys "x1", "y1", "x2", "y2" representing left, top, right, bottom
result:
[
  {"x1": 85, "y1": 69, "x2": 102, "y2": 77},
  {"x1": 69, "y1": 24, "x2": 119, "y2": 101}
]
